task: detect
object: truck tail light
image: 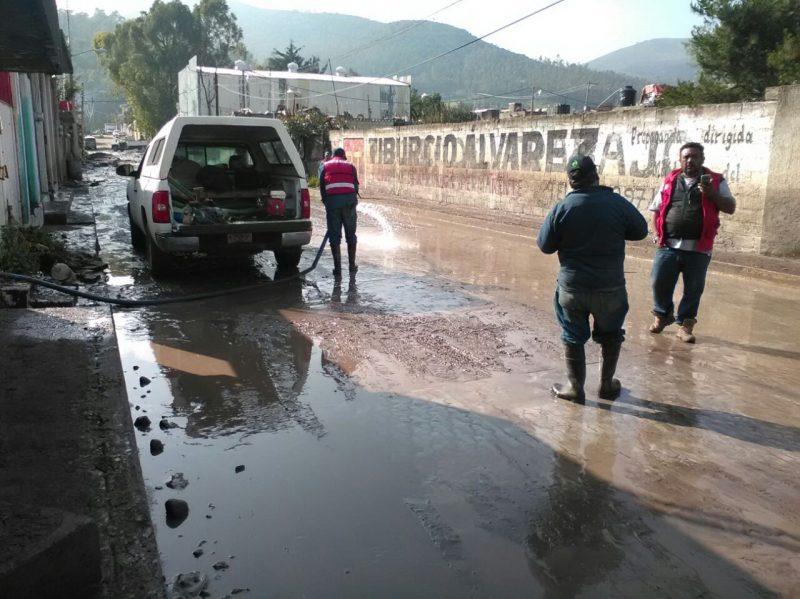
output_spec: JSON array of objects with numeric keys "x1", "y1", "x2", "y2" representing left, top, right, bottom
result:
[
  {"x1": 152, "y1": 190, "x2": 171, "y2": 224},
  {"x1": 300, "y1": 188, "x2": 311, "y2": 219}
]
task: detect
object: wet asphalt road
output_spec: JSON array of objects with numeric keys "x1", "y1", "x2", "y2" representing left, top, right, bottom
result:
[{"x1": 86, "y1": 154, "x2": 800, "y2": 597}]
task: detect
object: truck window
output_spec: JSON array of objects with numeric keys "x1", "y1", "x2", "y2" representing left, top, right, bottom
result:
[
  {"x1": 174, "y1": 144, "x2": 253, "y2": 168},
  {"x1": 147, "y1": 138, "x2": 165, "y2": 165},
  {"x1": 259, "y1": 141, "x2": 293, "y2": 165}
]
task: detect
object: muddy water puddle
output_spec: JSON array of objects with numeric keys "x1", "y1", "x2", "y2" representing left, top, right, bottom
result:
[
  {"x1": 116, "y1": 304, "x2": 777, "y2": 598},
  {"x1": 88, "y1": 157, "x2": 800, "y2": 595},
  {"x1": 115, "y1": 306, "x2": 561, "y2": 597}
]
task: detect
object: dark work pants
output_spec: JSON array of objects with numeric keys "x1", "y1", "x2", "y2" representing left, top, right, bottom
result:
[
  {"x1": 651, "y1": 247, "x2": 712, "y2": 323},
  {"x1": 554, "y1": 285, "x2": 629, "y2": 346},
  {"x1": 323, "y1": 195, "x2": 358, "y2": 247}
]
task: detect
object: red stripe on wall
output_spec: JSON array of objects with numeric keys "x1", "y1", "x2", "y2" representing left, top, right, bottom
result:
[{"x1": 0, "y1": 72, "x2": 13, "y2": 107}]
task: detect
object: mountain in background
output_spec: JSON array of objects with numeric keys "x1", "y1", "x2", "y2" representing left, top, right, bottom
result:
[
  {"x1": 586, "y1": 38, "x2": 698, "y2": 84},
  {"x1": 229, "y1": 2, "x2": 645, "y2": 109},
  {"x1": 62, "y1": 2, "x2": 649, "y2": 124}
]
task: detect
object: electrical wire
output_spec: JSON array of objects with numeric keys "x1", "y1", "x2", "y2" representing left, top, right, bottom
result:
[
  {"x1": 194, "y1": 1, "x2": 569, "y2": 115},
  {"x1": 214, "y1": 81, "x2": 411, "y2": 109},
  {"x1": 296, "y1": 0, "x2": 570, "y2": 101},
  {"x1": 333, "y1": 0, "x2": 467, "y2": 61},
  {"x1": 441, "y1": 82, "x2": 596, "y2": 107}
]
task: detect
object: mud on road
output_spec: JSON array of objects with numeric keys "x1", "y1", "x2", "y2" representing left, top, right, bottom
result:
[{"x1": 83, "y1": 154, "x2": 800, "y2": 597}]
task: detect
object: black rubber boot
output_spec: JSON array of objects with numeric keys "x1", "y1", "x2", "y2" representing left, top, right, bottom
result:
[
  {"x1": 552, "y1": 343, "x2": 586, "y2": 404},
  {"x1": 598, "y1": 341, "x2": 622, "y2": 400},
  {"x1": 347, "y1": 243, "x2": 358, "y2": 273},
  {"x1": 331, "y1": 245, "x2": 342, "y2": 279}
]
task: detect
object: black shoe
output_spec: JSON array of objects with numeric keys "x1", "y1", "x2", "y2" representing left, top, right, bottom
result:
[{"x1": 552, "y1": 343, "x2": 586, "y2": 404}]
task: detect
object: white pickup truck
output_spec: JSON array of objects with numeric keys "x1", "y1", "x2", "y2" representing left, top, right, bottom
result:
[{"x1": 116, "y1": 116, "x2": 312, "y2": 276}]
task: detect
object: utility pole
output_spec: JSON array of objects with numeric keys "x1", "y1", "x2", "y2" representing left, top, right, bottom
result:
[
  {"x1": 327, "y1": 58, "x2": 341, "y2": 117},
  {"x1": 531, "y1": 85, "x2": 535, "y2": 113},
  {"x1": 584, "y1": 82, "x2": 595, "y2": 112},
  {"x1": 214, "y1": 70, "x2": 219, "y2": 116}
]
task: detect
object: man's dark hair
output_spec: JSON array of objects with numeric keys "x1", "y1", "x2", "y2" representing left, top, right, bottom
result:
[
  {"x1": 679, "y1": 142, "x2": 704, "y2": 156},
  {"x1": 333, "y1": 147, "x2": 346, "y2": 158}
]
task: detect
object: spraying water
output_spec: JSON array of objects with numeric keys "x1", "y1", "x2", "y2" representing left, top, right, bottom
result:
[{"x1": 356, "y1": 203, "x2": 403, "y2": 250}]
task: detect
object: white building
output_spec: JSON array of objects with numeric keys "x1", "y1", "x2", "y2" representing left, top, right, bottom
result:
[{"x1": 178, "y1": 57, "x2": 411, "y2": 122}]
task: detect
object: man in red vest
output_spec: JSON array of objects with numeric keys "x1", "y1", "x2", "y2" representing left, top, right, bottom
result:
[
  {"x1": 320, "y1": 147, "x2": 359, "y2": 278},
  {"x1": 648, "y1": 142, "x2": 736, "y2": 342}
]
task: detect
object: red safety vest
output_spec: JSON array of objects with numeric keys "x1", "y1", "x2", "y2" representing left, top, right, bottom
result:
[
  {"x1": 322, "y1": 158, "x2": 357, "y2": 195},
  {"x1": 655, "y1": 167, "x2": 722, "y2": 253}
]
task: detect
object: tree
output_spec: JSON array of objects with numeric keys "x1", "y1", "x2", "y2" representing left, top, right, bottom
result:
[
  {"x1": 94, "y1": 0, "x2": 245, "y2": 135},
  {"x1": 284, "y1": 109, "x2": 330, "y2": 159},
  {"x1": 768, "y1": 32, "x2": 800, "y2": 84},
  {"x1": 410, "y1": 89, "x2": 474, "y2": 124},
  {"x1": 266, "y1": 41, "x2": 320, "y2": 73},
  {"x1": 659, "y1": 0, "x2": 800, "y2": 106},
  {"x1": 58, "y1": 9, "x2": 126, "y2": 131},
  {"x1": 193, "y1": 0, "x2": 246, "y2": 67}
]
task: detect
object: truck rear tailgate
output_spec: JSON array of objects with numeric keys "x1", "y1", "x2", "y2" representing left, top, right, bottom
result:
[{"x1": 175, "y1": 220, "x2": 311, "y2": 236}]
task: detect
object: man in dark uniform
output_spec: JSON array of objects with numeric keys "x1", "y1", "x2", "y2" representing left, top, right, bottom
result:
[
  {"x1": 537, "y1": 155, "x2": 648, "y2": 403},
  {"x1": 320, "y1": 147, "x2": 359, "y2": 278},
  {"x1": 648, "y1": 142, "x2": 736, "y2": 342}
]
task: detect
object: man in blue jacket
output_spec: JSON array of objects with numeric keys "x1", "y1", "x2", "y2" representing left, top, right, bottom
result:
[{"x1": 537, "y1": 155, "x2": 648, "y2": 403}]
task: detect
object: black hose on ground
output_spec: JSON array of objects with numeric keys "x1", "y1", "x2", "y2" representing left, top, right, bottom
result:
[{"x1": 0, "y1": 233, "x2": 330, "y2": 308}]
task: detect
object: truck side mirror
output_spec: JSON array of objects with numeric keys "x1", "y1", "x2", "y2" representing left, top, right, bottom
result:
[{"x1": 116, "y1": 163, "x2": 136, "y2": 177}]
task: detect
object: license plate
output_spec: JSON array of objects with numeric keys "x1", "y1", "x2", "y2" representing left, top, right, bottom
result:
[{"x1": 227, "y1": 233, "x2": 253, "y2": 244}]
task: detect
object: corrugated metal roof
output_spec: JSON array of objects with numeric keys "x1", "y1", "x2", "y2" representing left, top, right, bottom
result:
[{"x1": 195, "y1": 66, "x2": 410, "y2": 87}]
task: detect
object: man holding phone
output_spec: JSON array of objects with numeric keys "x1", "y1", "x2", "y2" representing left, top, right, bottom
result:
[{"x1": 648, "y1": 142, "x2": 736, "y2": 342}]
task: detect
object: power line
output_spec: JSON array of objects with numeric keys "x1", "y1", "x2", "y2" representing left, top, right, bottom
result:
[
  {"x1": 333, "y1": 0, "x2": 467, "y2": 61},
  {"x1": 444, "y1": 82, "x2": 597, "y2": 107},
  {"x1": 191, "y1": 1, "x2": 570, "y2": 118},
  {"x1": 300, "y1": 0, "x2": 570, "y2": 101},
  {"x1": 214, "y1": 81, "x2": 411, "y2": 109}
]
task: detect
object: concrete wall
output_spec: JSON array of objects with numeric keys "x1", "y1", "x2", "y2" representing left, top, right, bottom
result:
[
  {"x1": 332, "y1": 87, "x2": 800, "y2": 255},
  {"x1": 762, "y1": 86, "x2": 800, "y2": 255}
]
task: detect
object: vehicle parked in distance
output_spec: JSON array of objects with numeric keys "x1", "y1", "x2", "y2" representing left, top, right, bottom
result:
[
  {"x1": 83, "y1": 135, "x2": 97, "y2": 150},
  {"x1": 116, "y1": 116, "x2": 312, "y2": 276},
  {"x1": 104, "y1": 123, "x2": 116, "y2": 134}
]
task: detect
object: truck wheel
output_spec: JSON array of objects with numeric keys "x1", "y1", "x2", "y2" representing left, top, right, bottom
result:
[
  {"x1": 274, "y1": 248, "x2": 302, "y2": 270},
  {"x1": 146, "y1": 233, "x2": 172, "y2": 277},
  {"x1": 129, "y1": 205, "x2": 146, "y2": 251}
]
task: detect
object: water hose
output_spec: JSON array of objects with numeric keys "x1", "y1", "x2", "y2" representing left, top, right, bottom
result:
[{"x1": 0, "y1": 232, "x2": 329, "y2": 308}]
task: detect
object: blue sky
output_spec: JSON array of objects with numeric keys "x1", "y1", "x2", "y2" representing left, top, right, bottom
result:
[{"x1": 56, "y1": 0, "x2": 704, "y2": 63}]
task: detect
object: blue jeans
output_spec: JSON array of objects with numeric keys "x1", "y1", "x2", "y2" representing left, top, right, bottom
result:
[
  {"x1": 554, "y1": 285, "x2": 629, "y2": 345},
  {"x1": 324, "y1": 196, "x2": 358, "y2": 247},
  {"x1": 651, "y1": 247, "x2": 711, "y2": 323}
]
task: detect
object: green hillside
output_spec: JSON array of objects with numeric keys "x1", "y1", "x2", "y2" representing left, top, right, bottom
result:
[
  {"x1": 229, "y1": 2, "x2": 645, "y2": 109},
  {"x1": 63, "y1": 2, "x2": 648, "y2": 121},
  {"x1": 586, "y1": 38, "x2": 697, "y2": 84}
]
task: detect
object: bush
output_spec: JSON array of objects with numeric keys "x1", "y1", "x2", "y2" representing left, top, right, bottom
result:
[
  {"x1": 0, "y1": 226, "x2": 65, "y2": 274},
  {"x1": 307, "y1": 174, "x2": 319, "y2": 188}
]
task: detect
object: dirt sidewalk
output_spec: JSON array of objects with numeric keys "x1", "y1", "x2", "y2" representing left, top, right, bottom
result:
[{"x1": 0, "y1": 182, "x2": 163, "y2": 598}]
